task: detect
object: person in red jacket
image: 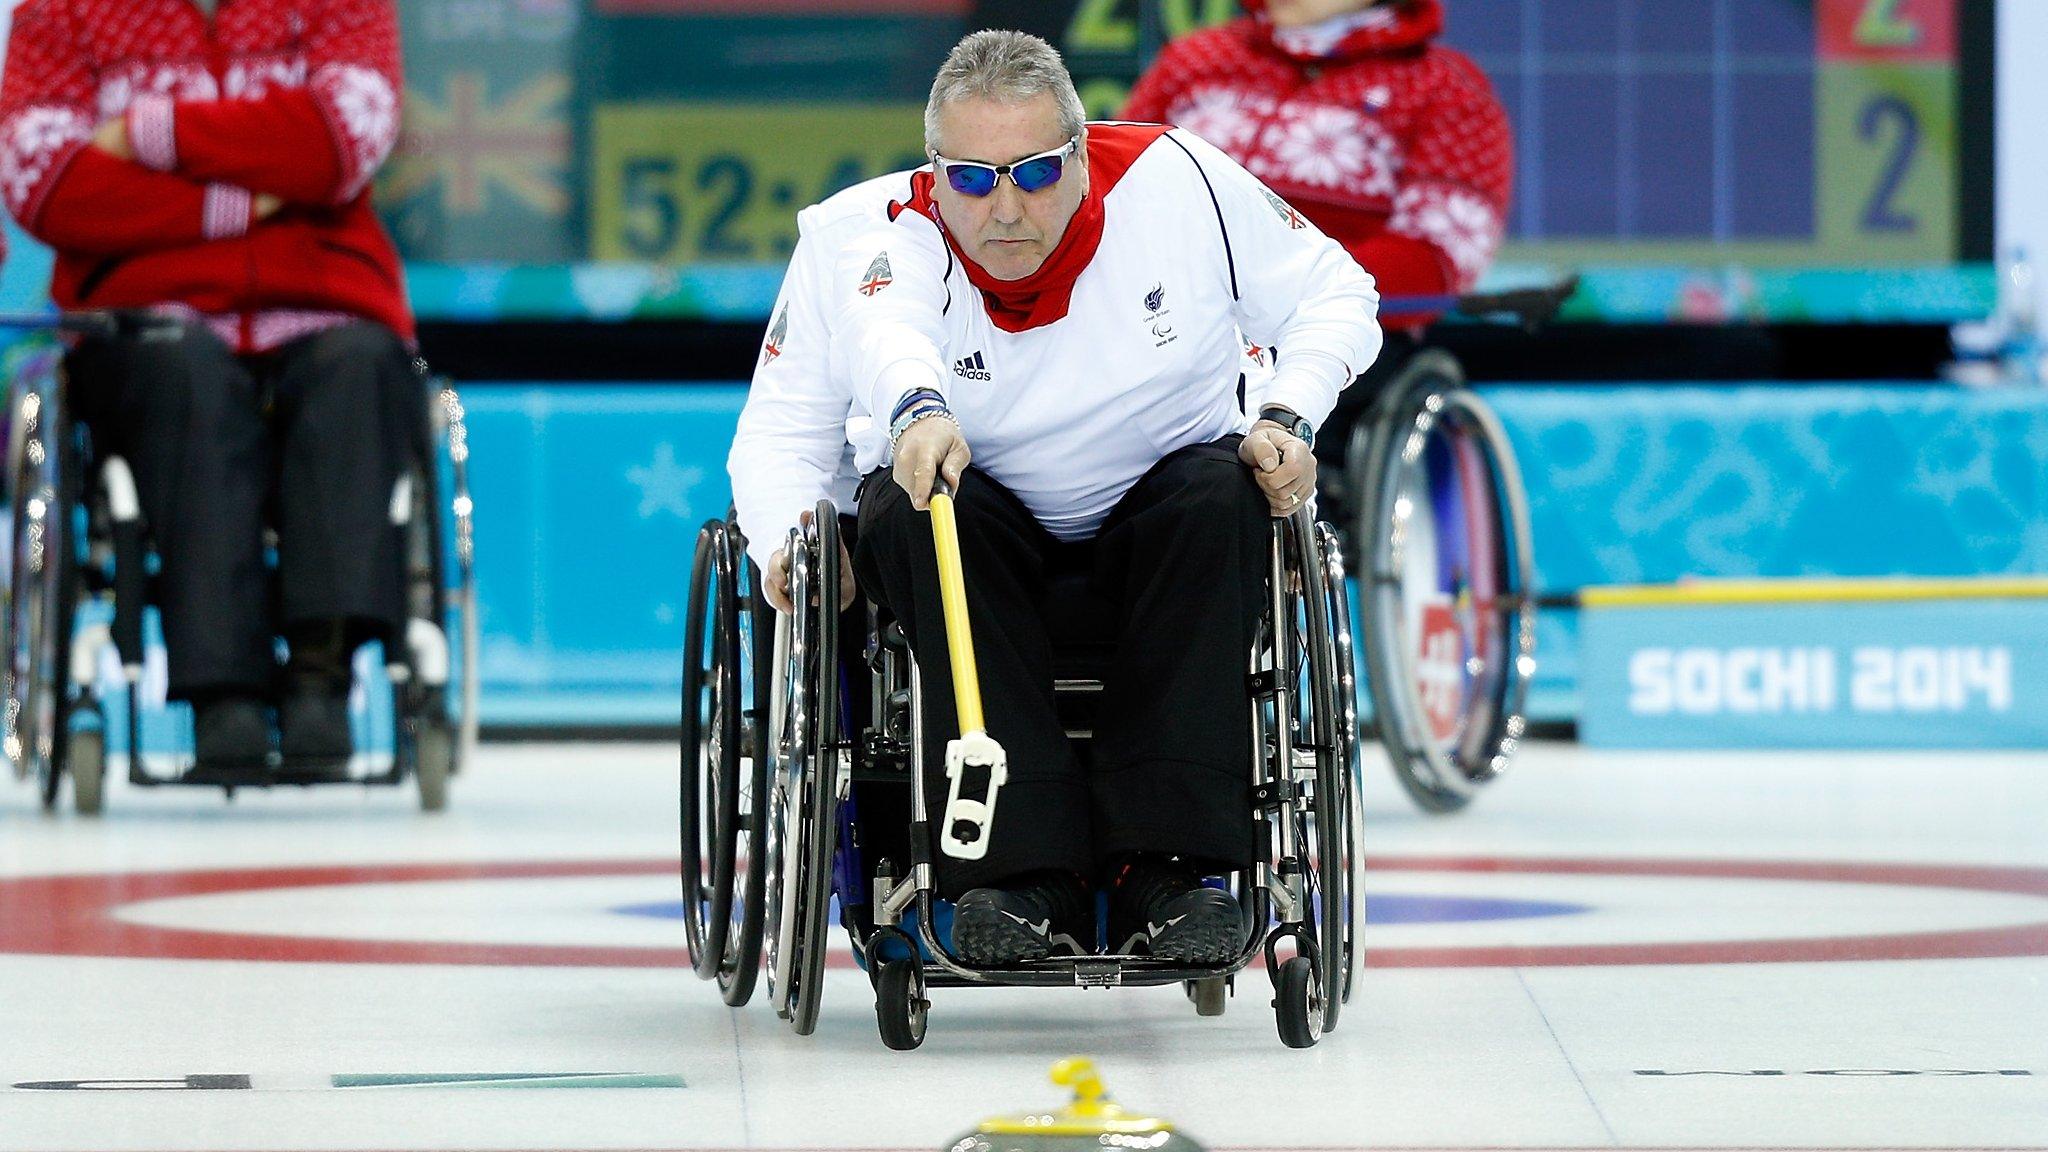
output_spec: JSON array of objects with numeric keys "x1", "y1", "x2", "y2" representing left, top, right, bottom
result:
[
  {"x1": 1, "y1": 0, "x2": 418, "y2": 783},
  {"x1": 1125, "y1": 0, "x2": 1511, "y2": 470}
]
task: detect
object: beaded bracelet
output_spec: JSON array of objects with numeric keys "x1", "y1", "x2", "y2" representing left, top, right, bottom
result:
[
  {"x1": 889, "y1": 404, "x2": 956, "y2": 448},
  {"x1": 890, "y1": 386, "x2": 946, "y2": 424}
]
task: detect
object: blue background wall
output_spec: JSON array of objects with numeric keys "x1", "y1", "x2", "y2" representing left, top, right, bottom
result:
[
  {"x1": 462, "y1": 385, "x2": 744, "y2": 725},
  {"x1": 455, "y1": 380, "x2": 2048, "y2": 726}
]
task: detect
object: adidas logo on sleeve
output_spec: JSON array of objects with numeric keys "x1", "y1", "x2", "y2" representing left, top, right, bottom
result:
[{"x1": 952, "y1": 350, "x2": 991, "y2": 380}]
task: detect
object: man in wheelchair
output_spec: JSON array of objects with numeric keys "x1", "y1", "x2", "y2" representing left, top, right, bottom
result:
[
  {"x1": 730, "y1": 31, "x2": 1381, "y2": 967},
  {"x1": 1, "y1": 0, "x2": 415, "y2": 783}
]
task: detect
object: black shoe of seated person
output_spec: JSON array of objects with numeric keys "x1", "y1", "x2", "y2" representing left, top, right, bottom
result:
[
  {"x1": 952, "y1": 871, "x2": 1094, "y2": 965},
  {"x1": 276, "y1": 677, "x2": 353, "y2": 782},
  {"x1": 277, "y1": 618, "x2": 356, "y2": 783},
  {"x1": 1107, "y1": 854, "x2": 1246, "y2": 965},
  {"x1": 187, "y1": 694, "x2": 273, "y2": 785}
]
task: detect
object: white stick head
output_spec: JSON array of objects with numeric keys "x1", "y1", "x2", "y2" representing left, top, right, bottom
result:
[{"x1": 939, "y1": 731, "x2": 1008, "y2": 861}]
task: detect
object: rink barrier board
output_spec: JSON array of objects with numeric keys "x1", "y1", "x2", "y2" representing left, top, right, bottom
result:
[
  {"x1": 1580, "y1": 577, "x2": 2048, "y2": 748},
  {"x1": 12, "y1": 371, "x2": 2043, "y2": 731}
]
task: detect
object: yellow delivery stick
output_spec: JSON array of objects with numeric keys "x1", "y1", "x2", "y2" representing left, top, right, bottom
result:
[
  {"x1": 928, "y1": 476, "x2": 1006, "y2": 860},
  {"x1": 927, "y1": 484, "x2": 983, "y2": 733}
]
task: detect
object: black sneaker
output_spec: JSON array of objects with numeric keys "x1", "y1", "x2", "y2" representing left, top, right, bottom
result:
[
  {"x1": 277, "y1": 680, "x2": 353, "y2": 783},
  {"x1": 951, "y1": 872, "x2": 1093, "y2": 965},
  {"x1": 188, "y1": 695, "x2": 273, "y2": 785},
  {"x1": 1107, "y1": 855, "x2": 1246, "y2": 964}
]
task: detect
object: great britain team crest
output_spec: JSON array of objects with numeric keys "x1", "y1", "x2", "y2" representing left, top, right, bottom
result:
[
  {"x1": 1262, "y1": 187, "x2": 1307, "y2": 230},
  {"x1": 858, "y1": 251, "x2": 894, "y2": 296}
]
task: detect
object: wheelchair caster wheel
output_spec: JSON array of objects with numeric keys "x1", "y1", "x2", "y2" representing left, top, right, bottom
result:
[
  {"x1": 415, "y1": 720, "x2": 452, "y2": 812},
  {"x1": 1187, "y1": 977, "x2": 1227, "y2": 1017},
  {"x1": 874, "y1": 959, "x2": 927, "y2": 1051},
  {"x1": 69, "y1": 728, "x2": 105, "y2": 816},
  {"x1": 1274, "y1": 956, "x2": 1322, "y2": 1049}
]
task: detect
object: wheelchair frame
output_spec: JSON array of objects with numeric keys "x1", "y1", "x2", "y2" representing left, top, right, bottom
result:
[
  {"x1": 3, "y1": 316, "x2": 479, "y2": 814},
  {"x1": 682, "y1": 497, "x2": 1366, "y2": 1050},
  {"x1": 680, "y1": 360, "x2": 1536, "y2": 1045}
]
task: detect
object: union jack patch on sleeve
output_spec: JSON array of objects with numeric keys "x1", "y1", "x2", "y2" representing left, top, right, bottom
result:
[
  {"x1": 1262, "y1": 187, "x2": 1307, "y2": 230},
  {"x1": 761, "y1": 304, "x2": 788, "y2": 364},
  {"x1": 858, "y1": 251, "x2": 894, "y2": 296}
]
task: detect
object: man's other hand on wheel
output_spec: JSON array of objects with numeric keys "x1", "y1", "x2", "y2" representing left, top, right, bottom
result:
[
  {"x1": 763, "y1": 516, "x2": 856, "y2": 614},
  {"x1": 1240, "y1": 423, "x2": 1316, "y2": 516}
]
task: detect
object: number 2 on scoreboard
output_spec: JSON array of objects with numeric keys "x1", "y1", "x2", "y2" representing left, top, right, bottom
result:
[{"x1": 1858, "y1": 94, "x2": 1918, "y2": 234}]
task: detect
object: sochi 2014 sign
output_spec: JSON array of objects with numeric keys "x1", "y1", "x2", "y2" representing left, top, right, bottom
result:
[{"x1": 1579, "y1": 582, "x2": 2048, "y2": 748}]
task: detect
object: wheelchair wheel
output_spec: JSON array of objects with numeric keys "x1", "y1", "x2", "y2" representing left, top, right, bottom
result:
[
  {"x1": 0, "y1": 391, "x2": 16, "y2": 775},
  {"x1": 874, "y1": 957, "x2": 927, "y2": 1051},
  {"x1": 764, "y1": 503, "x2": 842, "y2": 1035},
  {"x1": 69, "y1": 725, "x2": 104, "y2": 815},
  {"x1": 1350, "y1": 350, "x2": 1536, "y2": 813},
  {"x1": 414, "y1": 713, "x2": 452, "y2": 812},
  {"x1": 680, "y1": 519, "x2": 743, "y2": 981},
  {"x1": 1289, "y1": 514, "x2": 1362, "y2": 1032},
  {"x1": 1312, "y1": 520, "x2": 1368, "y2": 1009},
  {"x1": 1274, "y1": 954, "x2": 1322, "y2": 1049},
  {"x1": 403, "y1": 380, "x2": 476, "y2": 798},
  {"x1": 7, "y1": 360, "x2": 81, "y2": 810},
  {"x1": 717, "y1": 557, "x2": 771, "y2": 1007},
  {"x1": 431, "y1": 383, "x2": 480, "y2": 778},
  {"x1": 385, "y1": 377, "x2": 475, "y2": 811}
]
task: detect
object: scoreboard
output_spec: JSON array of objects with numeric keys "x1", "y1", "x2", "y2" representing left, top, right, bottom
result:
[
  {"x1": 1460, "y1": 0, "x2": 1963, "y2": 268},
  {"x1": 575, "y1": 0, "x2": 1965, "y2": 269},
  {"x1": 367, "y1": 0, "x2": 1983, "y2": 322}
]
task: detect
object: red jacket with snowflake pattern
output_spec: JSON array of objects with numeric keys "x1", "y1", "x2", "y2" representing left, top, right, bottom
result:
[
  {"x1": 0, "y1": 0, "x2": 412, "y2": 341},
  {"x1": 1126, "y1": 0, "x2": 1510, "y2": 326}
]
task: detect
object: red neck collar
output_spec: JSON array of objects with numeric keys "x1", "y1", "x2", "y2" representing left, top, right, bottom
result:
[{"x1": 890, "y1": 123, "x2": 1171, "y2": 333}]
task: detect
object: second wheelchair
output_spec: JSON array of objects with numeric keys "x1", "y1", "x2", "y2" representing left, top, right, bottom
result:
[{"x1": 3, "y1": 315, "x2": 479, "y2": 814}]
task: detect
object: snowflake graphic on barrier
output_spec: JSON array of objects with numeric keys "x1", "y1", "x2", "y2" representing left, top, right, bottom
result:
[{"x1": 626, "y1": 443, "x2": 703, "y2": 521}]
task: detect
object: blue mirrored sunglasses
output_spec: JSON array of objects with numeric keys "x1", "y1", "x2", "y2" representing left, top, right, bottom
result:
[{"x1": 932, "y1": 136, "x2": 1079, "y2": 197}]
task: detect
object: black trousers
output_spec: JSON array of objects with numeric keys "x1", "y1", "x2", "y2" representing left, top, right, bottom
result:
[
  {"x1": 68, "y1": 321, "x2": 422, "y2": 701},
  {"x1": 853, "y1": 437, "x2": 1271, "y2": 894}
]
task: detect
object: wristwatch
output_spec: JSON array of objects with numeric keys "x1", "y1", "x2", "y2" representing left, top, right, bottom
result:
[{"x1": 1257, "y1": 404, "x2": 1314, "y2": 448}]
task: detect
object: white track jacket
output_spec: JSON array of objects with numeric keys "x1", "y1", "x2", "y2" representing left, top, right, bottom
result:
[{"x1": 728, "y1": 125, "x2": 1382, "y2": 571}]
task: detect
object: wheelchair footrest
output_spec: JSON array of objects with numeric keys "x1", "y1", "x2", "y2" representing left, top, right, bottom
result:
[
  {"x1": 165, "y1": 763, "x2": 276, "y2": 789},
  {"x1": 1067, "y1": 960, "x2": 1124, "y2": 988},
  {"x1": 918, "y1": 949, "x2": 1246, "y2": 991}
]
